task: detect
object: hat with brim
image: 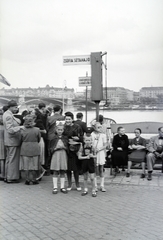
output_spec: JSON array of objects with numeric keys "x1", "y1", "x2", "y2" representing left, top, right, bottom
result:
[
  {"x1": 8, "y1": 100, "x2": 18, "y2": 107},
  {"x1": 68, "y1": 139, "x2": 81, "y2": 145}
]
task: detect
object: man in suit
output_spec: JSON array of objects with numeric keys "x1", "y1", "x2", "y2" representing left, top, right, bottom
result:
[
  {"x1": 74, "y1": 112, "x2": 87, "y2": 136},
  {"x1": 146, "y1": 126, "x2": 163, "y2": 180},
  {"x1": 47, "y1": 105, "x2": 65, "y2": 141},
  {"x1": 46, "y1": 105, "x2": 65, "y2": 171},
  {"x1": 3, "y1": 100, "x2": 22, "y2": 183}
]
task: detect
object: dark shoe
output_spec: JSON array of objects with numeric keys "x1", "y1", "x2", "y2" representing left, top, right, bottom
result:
[
  {"x1": 60, "y1": 188, "x2": 68, "y2": 194},
  {"x1": 126, "y1": 172, "x2": 130, "y2": 177},
  {"x1": 140, "y1": 173, "x2": 145, "y2": 179},
  {"x1": 7, "y1": 179, "x2": 19, "y2": 183},
  {"x1": 44, "y1": 171, "x2": 50, "y2": 176},
  {"x1": 122, "y1": 168, "x2": 125, "y2": 171},
  {"x1": 92, "y1": 190, "x2": 97, "y2": 197},
  {"x1": 147, "y1": 173, "x2": 152, "y2": 181},
  {"x1": 67, "y1": 185, "x2": 72, "y2": 191},
  {"x1": 114, "y1": 168, "x2": 120, "y2": 173},
  {"x1": 25, "y1": 180, "x2": 30, "y2": 185},
  {"x1": 95, "y1": 187, "x2": 98, "y2": 192},
  {"x1": 81, "y1": 191, "x2": 88, "y2": 196},
  {"x1": 100, "y1": 186, "x2": 106, "y2": 192},
  {"x1": 32, "y1": 180, "x2": 39, "y2": 185},
  {"x1": 52, "y1": 188, "x2": 58, "y2": 194},
  {"x1": 0, "y1": 177, "x2": 4, "y2": 181}
]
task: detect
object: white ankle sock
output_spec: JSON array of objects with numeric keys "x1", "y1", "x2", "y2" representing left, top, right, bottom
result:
[
  {"x1": 94, "y1": 177, "x2": 97, "y2": 187},
  {"x1": 53, "y1": 177, "x2": 58, "y2": 189},
  {"x1": 60, "y1": 178, "x2": 65, "y2": 189},
  {"x1": 100, "y1": 177, "x2": 104, "y2": 187}
]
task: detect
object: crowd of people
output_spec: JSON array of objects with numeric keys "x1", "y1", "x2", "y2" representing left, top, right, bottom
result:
[
  {"x1": 0, "y1": 100, "x2": 110, "y2": 197},
  {"x1": 0, "y1": 99, "x2": 163, "y2": 197}
]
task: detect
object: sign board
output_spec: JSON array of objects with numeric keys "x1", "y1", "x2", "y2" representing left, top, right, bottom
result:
[
  {"x1": 79, "y1": 77, "x2": 91, "y2": 87},
  {"x1": 63, "y1": 55, "x2": 90, "y2": 65}
]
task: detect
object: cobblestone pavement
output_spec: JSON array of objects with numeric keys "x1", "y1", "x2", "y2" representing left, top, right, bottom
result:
[{"x1": 1, "y1": 169, "x2": 163, "y2": 240}]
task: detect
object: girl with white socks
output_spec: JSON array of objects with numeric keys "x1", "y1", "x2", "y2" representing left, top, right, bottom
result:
[
  {"x1": 91, "y1": 122, "x2": 107, "y2": 192},
  {"x1": 49, "y1": 122, "x2": 69, "y2": 194}
]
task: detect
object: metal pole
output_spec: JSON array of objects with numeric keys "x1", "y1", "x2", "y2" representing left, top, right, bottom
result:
[
  {"x1": 86, "y1": 85, "x2": 88, "y2": 125},
  {"x1": 85, "y1": 72, "x2": 88, "y2": 125},
  {"x1": 62, "y1": 92, "x2": 64, "y2": 113},
  {"x1": 95, "y1": 101, "x2": 100, "y2": 121},
  {"x1": 105, "y1": 54, "x2": 107, "y2": 105},
  {"x1": 62, "y1": 80, "x2": 66, "y2": 113}
]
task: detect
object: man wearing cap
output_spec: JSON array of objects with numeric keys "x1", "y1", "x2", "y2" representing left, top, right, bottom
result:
[{"x1": 3, "y1": 100, "x2": 22, "y2": 183}]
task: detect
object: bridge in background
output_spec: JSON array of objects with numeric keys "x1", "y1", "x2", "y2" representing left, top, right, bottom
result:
[{"x1": 0, "y1": 95, "x2": 96, "y2": 109}]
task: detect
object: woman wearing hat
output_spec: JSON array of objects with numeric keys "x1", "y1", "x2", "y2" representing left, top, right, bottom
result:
[{"x1": 2, "y1": 100, "x2": 22, "y2": 183}]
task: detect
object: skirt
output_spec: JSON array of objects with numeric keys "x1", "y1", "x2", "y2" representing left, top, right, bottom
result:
[
  {"x1": 128, "y1": 150, "x2": 146, "y2": 163},
  {"x1": 111, "y1": 150, "x2": 128, "y2": 167},
  {"x1": 20, "y1": 156, "x2": 40, "y2": 170},
  {"x1": 50, "y1": 149, "x2": 67, "y2": 171}
]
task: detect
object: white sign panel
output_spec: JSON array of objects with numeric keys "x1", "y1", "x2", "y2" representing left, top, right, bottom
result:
[
  {"x1": 63, "y1": 55, "x2": 90, "y2": 65},
  {"x1": 79, "y1": 77, "x2": 91, "y2": 87}
]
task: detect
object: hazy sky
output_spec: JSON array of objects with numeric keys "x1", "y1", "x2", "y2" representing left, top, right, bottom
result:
[{"x1": 1, "y1": 0, "x2": 163, "y2": 92}]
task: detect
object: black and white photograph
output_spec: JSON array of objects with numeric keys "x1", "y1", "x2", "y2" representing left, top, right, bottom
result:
[{"x1": 0, "y1": 0, "x2": 163, "y2": 239}]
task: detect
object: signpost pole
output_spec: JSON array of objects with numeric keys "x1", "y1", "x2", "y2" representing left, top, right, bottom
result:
[
  {"x1": 95, "y1": 101, "x2": 100, "y2": 121},
  {"x1": 86, "y1": 85, "x2": 88, "y2": 125},
  {"x1": 85, "y1": 72, "x2": 88, "y2": 125}
]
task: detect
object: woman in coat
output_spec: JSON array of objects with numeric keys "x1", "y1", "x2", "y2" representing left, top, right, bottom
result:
[
  {"x1": 111, "y1": 126, "x2": 129, "y2": 173},
  {"x1": 126, "y1": 128, "x2": 146, "y2": 178},
  {"x1": 63, "y1": 112, "x2": 83, "y2": 191},
  {"x1": 20, "y1": 115, "x2": 41, "y2": 185}
]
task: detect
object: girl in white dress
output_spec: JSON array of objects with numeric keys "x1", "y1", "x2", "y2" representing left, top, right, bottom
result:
[{"x1": 91, "y1": 122, "x2": 107, "y2": 192}]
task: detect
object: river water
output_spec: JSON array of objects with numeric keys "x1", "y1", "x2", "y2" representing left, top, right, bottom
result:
[{"x1": 72, "y1": 110, "x2": 163, "y2": 126}]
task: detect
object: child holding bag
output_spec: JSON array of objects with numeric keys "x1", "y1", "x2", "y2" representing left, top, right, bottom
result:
[
  {"x1": 91, "y1": 122, "x2": 107, "y2": 192},
  {"x1": 49, "y1": 122, "x2": 69, "y2": 194}
]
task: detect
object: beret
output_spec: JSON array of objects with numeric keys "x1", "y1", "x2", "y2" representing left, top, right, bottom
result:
[{"x1": 8, "y1": 100, "x2": 18, "y2": 107}]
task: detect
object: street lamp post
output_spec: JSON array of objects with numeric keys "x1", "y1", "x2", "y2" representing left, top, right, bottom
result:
[{"x1": 62, "y1": 80, "x2": 66, "y2": 113}]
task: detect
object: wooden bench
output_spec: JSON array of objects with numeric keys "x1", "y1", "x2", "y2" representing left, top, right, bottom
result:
[{"x1": 107, "y1": 122, "x2": 163, "y2": 175}]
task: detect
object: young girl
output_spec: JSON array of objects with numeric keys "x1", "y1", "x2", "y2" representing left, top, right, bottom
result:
[
  {"x1": 20, "y1": 115, "x2": 41, "y2": 185},
  {"x1": 91, "y1": 122, "x2": 107, "y2": 192},
  {"x1": 49, "y1": 122, "x2": 69, "y2": 194},
  {"x1": 78, "y1": 134, "x2": 97, "y2": 197}
]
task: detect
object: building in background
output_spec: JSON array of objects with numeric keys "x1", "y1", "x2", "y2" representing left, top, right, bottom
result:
[
  {"x1": 140, "y1": 87, "x2": 163, "y2": 98},
  {"x1": 1, "y1": 85, "x2": 163, "y2": 109},
  {"x1": 0, "y1": 85, "x2": 75, "y2": 99}
]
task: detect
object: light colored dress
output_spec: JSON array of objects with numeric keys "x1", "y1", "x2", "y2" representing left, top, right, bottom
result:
[
  {"x1": 91, "y1": 132, "x2": 107, "y2": 165},
  {"x1": 50, "y1": 139, "x2": 67, "y2": 171}
]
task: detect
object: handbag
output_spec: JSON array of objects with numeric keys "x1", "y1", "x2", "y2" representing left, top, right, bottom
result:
[{"x1": 69, "y1": 139, "x2": 81, "y2": 153}]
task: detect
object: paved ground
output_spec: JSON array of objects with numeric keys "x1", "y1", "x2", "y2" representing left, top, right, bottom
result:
[{"x1": 1, "y1": 169, "x2": 163, "y2": 240}]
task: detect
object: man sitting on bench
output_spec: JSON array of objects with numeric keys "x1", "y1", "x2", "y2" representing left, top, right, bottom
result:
[{"x1": 146, "y1": 126, "x2": 163, "y2": 180}]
